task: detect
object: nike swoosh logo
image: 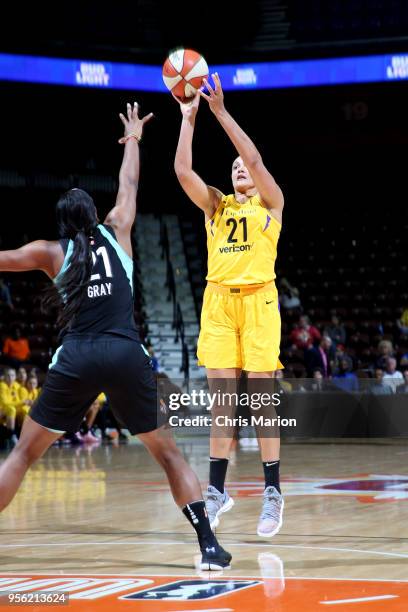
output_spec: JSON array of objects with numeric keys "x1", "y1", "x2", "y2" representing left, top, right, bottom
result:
[
  {"x1": 266, "y1": 300, "x2": 273, "y2": 304},
  {"x1": 265, "y1": 461, "x2": 279, "y2": 466}
]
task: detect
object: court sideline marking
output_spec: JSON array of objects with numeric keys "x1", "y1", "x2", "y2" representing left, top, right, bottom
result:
[
  {"x1": 1, "y1": 572, "x2": 408, "y2": 583},
  {"x1": 321, "y1": 594, "x2": 398, "y2": 605},
  {"x1": 0, "y1": 540, "x2": 407, "y2": 559}
]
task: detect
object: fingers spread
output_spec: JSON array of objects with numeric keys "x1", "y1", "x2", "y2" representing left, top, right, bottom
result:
[
  {"x1": 126, "y1": 102, "x2": 132, "y2": 120},
  {"x1": 142, "y1": 112, "x2": 154, "y2": 124}
]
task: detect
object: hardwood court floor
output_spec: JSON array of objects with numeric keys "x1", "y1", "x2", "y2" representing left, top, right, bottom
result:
[{"x1": 0, "y1": 439, "x2": 407, "y2": 610}]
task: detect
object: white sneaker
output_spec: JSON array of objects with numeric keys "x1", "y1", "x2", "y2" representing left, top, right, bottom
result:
[
  {"x1": 257, "y1": 486, "x2": 284, "y2": 538},
  {"x1": 205, "y1": 485, "x2": 234, "y2": 530}
]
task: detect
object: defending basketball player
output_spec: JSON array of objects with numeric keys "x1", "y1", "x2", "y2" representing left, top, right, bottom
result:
[
  {"x1": 173, "y1": 73, "x2": 285, "y2": 537},
  {"x1": 0, "y1": 102, "x2": 231, "y2": 570}
]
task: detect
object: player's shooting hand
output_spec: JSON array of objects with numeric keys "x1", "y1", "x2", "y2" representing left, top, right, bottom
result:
[
  {"x1": 118, "y1": 102, "x2": 154, "y2": 143},
  {"x1": 199, "y1": 72, "x2": 225, "y2": 115},
  {"x1": 172, "y1": 91, "x2": 200, "y2": 120}
]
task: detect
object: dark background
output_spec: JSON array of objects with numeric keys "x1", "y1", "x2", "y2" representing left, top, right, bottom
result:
[
  {"x1": 1, "y1": 0, "x2": 408, "y2": 242},
  {"x1": 0, "y1": 78, "x2": 406, "y2": 242}
]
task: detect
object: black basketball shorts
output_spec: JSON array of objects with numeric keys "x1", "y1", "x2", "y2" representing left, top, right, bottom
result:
[{"x1": 30, "y1": 335, "x2": 162, "y2": 435}]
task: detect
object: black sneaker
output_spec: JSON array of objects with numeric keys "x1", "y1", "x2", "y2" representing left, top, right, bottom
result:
[{"x1": 200, "y1": 543, "x2": 232, "y2": 571}]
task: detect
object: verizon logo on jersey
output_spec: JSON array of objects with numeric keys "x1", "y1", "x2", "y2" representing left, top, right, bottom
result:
[
  {"x1": 219, "y1": 244, "x2": 253, "y2": 253},
  {"x1": 88, "y1": 282, "x2": 112, "y2": 298}
]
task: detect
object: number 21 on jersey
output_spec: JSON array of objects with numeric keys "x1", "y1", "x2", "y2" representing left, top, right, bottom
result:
[{"x1": 90, "y1": 246, "x2": 113, "y2": 281}]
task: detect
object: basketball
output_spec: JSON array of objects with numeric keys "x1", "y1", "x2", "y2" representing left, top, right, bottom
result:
[{"x1": 162, "y1": 48, "x2": 209, "y2": 101}]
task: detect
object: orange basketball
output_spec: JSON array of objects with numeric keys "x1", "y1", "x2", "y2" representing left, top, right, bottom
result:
[{"x1": 162, "y1": 48, "x2": 209, "y2": 101}]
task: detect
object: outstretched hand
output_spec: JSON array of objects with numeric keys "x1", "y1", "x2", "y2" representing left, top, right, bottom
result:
[
  {"x1": 118, "y1": 102, "x2": 154, "y2": 143},
  {"x1": 172, "y1": 91, "x2": 200, "y2": 120},
  {"x1": 199, "y1": 72, "x2": 225, "y2": 115}
]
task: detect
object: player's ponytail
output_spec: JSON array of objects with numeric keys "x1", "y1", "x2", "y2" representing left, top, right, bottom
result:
[{"x1": 43, "y1": 188, "x2": 98, "y2": 330}]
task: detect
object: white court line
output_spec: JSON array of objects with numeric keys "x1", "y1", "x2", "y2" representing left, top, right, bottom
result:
[
  {"x1": 0, "y1": 540, "x2": 407, "y2": 559},
  {"x1": 321, "y1": 594, "x2": 398, "y2": 605},
  {"x1": 1, "y1": 572, "x2": 408, "y2": 583}
]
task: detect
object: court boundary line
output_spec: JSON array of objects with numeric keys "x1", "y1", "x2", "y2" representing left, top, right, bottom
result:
[
  {"x1": 0, "y1": 540, "x2": 407, "y2": 559},
  {"x1": 1, "y1": 531, "x2": 407, "y2": 542},
  {"x1": 1, "y1": 572, "x2": 408, "y2": 583}
]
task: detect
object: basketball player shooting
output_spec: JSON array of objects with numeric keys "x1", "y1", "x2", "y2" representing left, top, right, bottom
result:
[
  {"x1": 0, "y1": 102, "x2": 231, "y2": 571},
  {"x1": 173, "y1": 73, "x2": 285, "y2": 538}
]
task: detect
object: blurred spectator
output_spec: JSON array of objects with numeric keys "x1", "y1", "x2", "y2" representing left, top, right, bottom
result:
[
  {"x1": 157, "y1": 371, "x2": 182, "y2": 398},
  {"x1": 147, "y1": 343, "x2": 160, "y2": 372},
  {"x1": 78, "y1": 393, "x2": 106, "y2": 443},
  {"x1": 396, "y1": 306, "x2": 408, "y2": 337},
  {"x1": 382, "y1": 357, "x2": 403, "y2": 392},
  {"x1": 274, "y1": 369, "x2": 292, "y2": 393},
  {"x1": 18, "y1": 375, "x2": 40, "y2": 424},
  {"x1": 290, "y1": 315, "x2": 321, "y2": 351},
  {"x1": 305, "y1": 336, "x2": 333, "y2": 378},
  {"x1": 369, "y1": 369, "x2": 393, "y2": 395},
  {"x1": 400, "y1": 353, "x2": 408, "y2": 370},
  {"x1": 396, "y1": 370, "x2": 408, "y2": 394},
  {"x1": 94, "y1": 395, "x2": 128, "y2": 442},
  {"x1": 2, "y1": 326, "x2": 30, "y2": 368},
  {"x1": 324, "y1": 315, "x2": 346, "y2": 347},
  {"x1": 0, "y1": 368, "x2": 20, "y2": 442},
  {"x1": 16, "y1": 367, "x2": 27, "y2": 387},
  {"x1": 25, "y1": 374, "x2": 40, "y2": 403},
  {"x1": 0, "y1": 278, "x2": 13, "y2": 310},
  {"x1": 279, "y1": 278, "x2": 302, "y2": 312},
  {"x1": 332, "y1": 358, "x2": 359, "y2": 392},
  {"x1": 375, "y1": 340, "x2": 395, "y2": 370},
  {"x1": 308, "y1": 368, "x2": 326, "y2": 391},
  {"x1": 332, "y1": 344, "x2": 355, "y2": 373}
]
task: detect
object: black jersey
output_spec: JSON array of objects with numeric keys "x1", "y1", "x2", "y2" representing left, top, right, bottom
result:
[{"x1": 56, "y1": 224, "x2": 139, "y2": 341}]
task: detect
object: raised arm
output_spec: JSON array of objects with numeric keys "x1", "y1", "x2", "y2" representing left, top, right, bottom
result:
[
  {"x1": 173, "y1": 94, "x2": 222, "y2": 220},
  {"x1": 104, "y1": 102, "x2": 153, "y2": 253},
  {"x1": 200, "y1": 74, "x2": 284, "y2": 221},
  {"x1": 0, "y1": 240, "x2": 62, "y2": 278}
]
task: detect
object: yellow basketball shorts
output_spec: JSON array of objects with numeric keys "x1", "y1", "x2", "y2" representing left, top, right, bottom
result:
[{"x1": 197, "y1": 281, "x2": 283, "y2": 372}]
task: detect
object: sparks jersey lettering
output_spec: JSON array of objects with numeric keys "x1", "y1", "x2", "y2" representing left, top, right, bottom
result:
[
  {"x1": 57, "y1": 224, "x2": 138, "y2": 340},
  {"x1": 206, "y1": 194, "x2": 281, "y2": 285}
]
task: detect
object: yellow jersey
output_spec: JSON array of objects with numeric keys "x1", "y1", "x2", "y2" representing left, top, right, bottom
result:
[
  {"x1": 205, "y1": 193, "x2": 281, "y2": 286},
  {"x1": 18, "y1": 386, "x2": 40, "y2": 404},
  {"x1": 0, "y1": 381, "x2": 21, "y2": 409}
]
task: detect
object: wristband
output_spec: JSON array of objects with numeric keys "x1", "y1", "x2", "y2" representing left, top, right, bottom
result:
[{"x1": 118, "y1": 132, "x2": 142, "y2": 144}]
